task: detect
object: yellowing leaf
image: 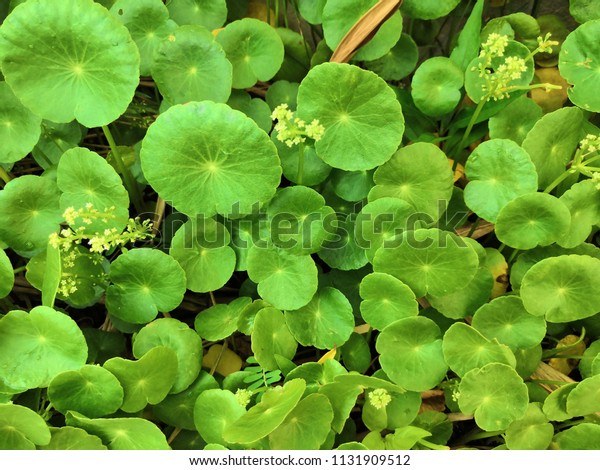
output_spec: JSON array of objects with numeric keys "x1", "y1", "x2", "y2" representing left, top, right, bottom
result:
[
  {"x1": 448, "y1": 159, "x2": 465, "y2": 182},
  {"x1": 202, "y1": 344, "x2": 243, "y2": 377},
  {"x1": 531, "y1": 68, "x2": 568, "y2": 113},
  {"x1": 318, "y1": 347, "x2": 338, "y2": 364},
  {"x1": 246, "y1": 0, "x2": 277, "y2": 26}
]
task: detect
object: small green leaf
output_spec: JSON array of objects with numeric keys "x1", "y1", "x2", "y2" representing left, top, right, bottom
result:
[
  {"x1": 505, "y1": 403, "x2": 553, "y2": 450},
  {"x1": 0, "y1": 248, "x2": 14, "y2": 299},
  {"x1": 103, "y1": 346, "x2": 178, "y2": 412},
  {"x1": 566, "y1": 375, "x2": 600, "y2": 416},
  {"x1": 458, "y1": 363, "x2": 528, "y2": 431},
  {"x1": 252, "y1": 307, "x2": 297, "y2": 371},
  {"x1": 166, "y1": 0, "x2": 227, "y2": 29},
  {"x1": 365, "y1": 33, "x2": 419, "y2": 81},
  {"x1": 195, "y1": 297, "x2": 250, "y2": 341},
  {"x1": 194, "y1": 389, "x2": 246, "y2": 446},
  {"x1": 552, "y1": 423, "x2": 600, "y2": 450},
  {"x1": 402, "y1": 0, "x2": 461, "y2": 20},
  {"x1": 38, "y1": 426, "x2": 107, "y2": 450},
  {"x1": 411, "y1": 57, "x2": 463, "y2": 117}
]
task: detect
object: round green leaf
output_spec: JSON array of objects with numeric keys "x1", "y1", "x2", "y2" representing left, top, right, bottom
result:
[
  {"x1": 267, "y1": 186, "x2": 336, "y2": 255},
  {"x1": 558, "y1": 19, "x2": 600, "y2": 112},
  {"x1": 247, "y1": 244, "x2": 318, "y2": 310},
  {"x1": 472, "y1": 296, "x2": 546, "y2": 351},
  {"x1": 411, "y1": 57, "x2": 463, "y2": 117},
  {"x1": 330, "y1": 169, "x2": 374, "y2": 203},
  {"x1": 322, "y1": 0, "x2": 403, "y2": 61},
  {"x1": 318, "y1": 213, "x2": 369, "y2": 271},
  {"x1": 505, "y1": 403, "x2": 553, "y2": 450},
  {"x1": 458, "y1": 363, "x2": 528, "y2": 431},
  {"x1": 57, "y1": 147, "x2": 129, "y2": 233},
  {"x1": 105, "y1": 248, "x2": 187, "y2": 324},
  {"x1": 38, "y1": 426, "x2": 107, "y2": 450},
  {"x1": 274, "y1": 27, "x2": 311, "y2": 83},
  {"x1": 0, "y1": 248, "x2": 14, "y2": 299},
  {"x1": 154, "y1": 371, "x2": 219, "y2": 431},
  {"x1": 552, "y1": 423, "x2": 600, "y2": 450},
  {"x1": 0, "y1": 175, "x2": 63, "y2": 257},
  {"x1": 111, "y1": 0, "x2": 176, "y2": 76},
  {"x1": 579, "y1": 339, "x2": 600, "y2": 379},
  {"x1": 269, "y1": 393, "x2": 334, "y2": 450},
  {"x1": 442, "y1": 323, "x2": 516, "y2": 377},
  {"x1": 296, "y1": 62, "x2": 404, "y2": 171},
  {"x1": 152, "y1": 25, "x2": 232, "y2": 105},
  {"x1": 141, "y1": 101, "x2": 281, "y2": 217},
  {"x1": 298, "y1": 0, "x2": 326, "y2": 25},
  {"x1": 464, "y1": 139, "x2": 538, "y2": 223},
  {"x1": 376, "y1": 317, "x2": 448, "y2": 392},
  {"x1": 133, "y1": 318, "x2": 202, "y2": 394},
  {"x1": 216, "y1": 18, "x2": 284, "y2": 88},
  {"x1": 557, "y1": 180, "x2": 600, "y2": 248},
  {"x1": 65, "y1": 411, "x2": 170, "y2": 450},
  {"x1": 195, "y1": 297, "x2": 250, "y2": 341},
  {"x1": 522, "y1": 107, "x2": 584, "y2": 189},
  {"x1": 542, "y1": 383, "x2": 577, "y2": 422},
  {"x1": 488, "y1": 96, "x2": 542, "y2": 145},
  {"x1": 223, "y1": 378, "x2": 306, "y2": 444},
  {"x1": 341, "y1": 333, "x2": 371, "y2": 373},
  {"x1": 364, "y1": 33, "x2": 419, "y2": 81},
  {"x1": 170, "y1": 218, "x2": 236, "y2": 293},
  {"x1": 48, "y1": 365, "x2": 124, "y2": 418},
  {"x1": 401, "y1": 0, "x2": 461, "y2": 20},
  {"x1": 569, "y1": 0, "x2": 600, "y2": 23},
  {"x1": 373, "y1": 228, "x2": 479, "y2": 298},
  {"x1": 103, "y1": 346, "x2": 178, "y2": 413},
  {"x1": 194, "y1": 389, "x2": 246, "y2": 446},
  {"x1": 566, "y1": 375, "x2": 600, "y2": 416},
  {"x1": 266, "y1": 80, "x2": 299, "y2": 111},
  {"x1": 166, "y1": 0, "x2": 227, "y2": 29},
  {"x1": 0, "y1": 0, "x2": 140, "y2": 127},
  {"x1": 0, "y1": 403, "x2": 51, "y2": 450},
  {"x1": 369, "y1": 143, "x2": 454, "y2": 222},
  {"x1": 252, "y1": 307, "x2": 297, "y2": 371},
  {"x1": 427, "y1": 267, "x2": 493, "y2": 320},
  {"x1": 521, "y1": 254, "x2": 600, "y2": 322},
  {"x1": 355, "y1": 197, "x2": 420, "y2": 262},
  {"x1": 495, "y1": 192, "x2": 571, "y2": 250},
  {"x1": 0, "y1": 81, "x2": 41, "y2": 164},
  {"x1": 285, "y1": 287, "x2": 354, "y2": 350},
  {"x1": 359, "y1": 272, "x2": 418, "y2": 330},
  {"x1": 0, "y1": 306, "x2": 87, "y2": 392}
]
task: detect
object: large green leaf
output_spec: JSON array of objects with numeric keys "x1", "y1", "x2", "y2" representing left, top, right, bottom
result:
[
  {"x1": 0, "y1": 306, "x2": 87, "y2": 392},
  {"x1": 216, "y1": 18, "x2": 284, "y2": 89},
  {"x1": 66, "y1": 412, "x2": 170, "y2": 450},
  {"x1": 464, "y1": 139, "x2": 538, "y2": 223},
  {"x1": 0, "y1": 81, "x2": 41, "y2": 164},
  {"x1": 223, "y1": 379, "x2": 306, "y2": 444},
  {"x1": 296, "y1": 63, "x2": 404, "y2": 171},
  {"x1": 0, "y1": 248, "x2": 14, "y2": 298},
  {"x1": 0, "y1": 403, "x2": 51, "y2": 450},
  {"x1": 169, "y1": 218, "x2": 236, "y2": 293},
  {"x1": 110, "y1": 0, "x2": 176, "y2": 76},
  {"x1": 520, "y1": 254, "x2": 600, "y2": 322},
  {"x1": 557, "y1": 180, "x2": 600, "y2": 248},
  {"x1": 106, "y1": 248, "x2": 187, "y2": 324},
  {"x1": 0, "y1": 175, "x2": 63, "y2": 257},
  {"x1": 552, "y1": 423, "x2": 600, "y2": 450},
  {"x1": 194, "y1": 389, "x2": 246, "y2": 446},
  {"x1": 48, "y1": 365, "x2": 124, "y2": 418},
  {"x1": 369, "y1": 143, "x2": 454, "y2": 222},
  {"x1": 558, "y1": 19, "x2": 600, "y2": 111},
  {"x1": 132, "y1": 318, "x2": 202, "y2": 393},
  {"x1": 521, "y1": 107, "x2": 583, "y2": 189},
  {"x1": 458, "y1": 363, "x2": 528, "y2": 431},
  {"x1": 569, "y1": 0, "x2": 600, "y2": 23},
  {"x1": 141, "y1": 101, "x2": 281, "y2": 217},
  {"x1": 152, "y1": 25, "x2": 231, "y2": 105},
  {"x1": 285, "y1": 287, "x2": 354, "y2": 350},
  {"x1": 374, "y1": 229, "x2": 479, "y2": 298},
  {"x1": 505, "y1": 403, "x2": 553, "y2": 450},
  {"x1": 247, "y1": 244, "x2": 318, "y2": 310},
  {"x1": 376, "y1": 317, "x2": 447, "y2": 392},
  {"x1": 195, "y1": 297, "x2": 250, "y2": 341},
  {"x1": 0, "y1": 0, "x2": 140, "y2": 127},
  {"x1": 103, "y1": 346, "x2": 178, "y2": 412},
  {"x1": 166, "y1": 0, "x2": 227, "y2": 29},
  {"x1": 411, "y1": 57, "x2": 463, "y2": 117},
  {"x1": 269, "y1": 393, "x2": 334, "y2": 450}
]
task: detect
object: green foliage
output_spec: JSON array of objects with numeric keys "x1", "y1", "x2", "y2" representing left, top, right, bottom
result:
[{"x1": 0, "y1": 0, "x2": 598, "y2": 451}]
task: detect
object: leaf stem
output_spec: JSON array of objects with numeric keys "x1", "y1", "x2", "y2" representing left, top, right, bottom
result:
[
  {"x1": 0, "y1": 165, "x2": 12, "y2": 184},
  {"x1": 101, "y1": 125, "x2": 144, "y2": 213},
  {"x1": 296, "y1": 142, "x2": 305, "y2": 185},
  {"x1": 543, "y1": 170, "x2": 574, "y2": 194},
  {"x1": 13, "y1": 266, "x2": 26, "y2": 274},
  {"x1": 456, "y1": 98, "x2": 486, "y2": 155}
]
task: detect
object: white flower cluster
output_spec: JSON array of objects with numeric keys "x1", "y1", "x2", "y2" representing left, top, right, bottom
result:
[
  {"x1": 271, "y1": 104, "x2": 325, "y2": 147},
  {"x1": 234, "y1": 388, "x2": 253, "y2": 408},
  {"x1": 580, "y1": 134, "x2": 600, "y2": 154},
  {"x1": 368, "y1": 388, "x2": 392, "y2": 410}
]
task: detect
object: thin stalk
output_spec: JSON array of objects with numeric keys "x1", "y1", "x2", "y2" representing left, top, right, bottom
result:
[
  {"x1": 275, "y1": 0, "x2": 280, "y2": 27},
  {"x1": 167, "y1": 427, "x2": 182, "y2": 445},
  {"x1": 13, "y1": 266, "x2": 27, "y2": 274},
  {"x1": 498, "y1": 243, "x2": 506, "y2": 253},
  {"x1": 209, "y1": 339, "x2": 228, "y2": 376},
  {"x1": 101, "y1": 125, "x2": 144, "y2": 213},
  {"x1": 456, "y1": 98, "x2": 486, "y2": 155},
  {"x1": 466, "y1": 217, "x2": 481, "y2": 238},
  {"x1": 543, "y1": 170, "x2": 574, "y2": 194},
  {"x1": 296, "y1": 142, "x2": 305, "y2": 185},
  {"x1": 508, "y1": 248, "x2": 520, "y2": 263},
  {"x1": 0, "y1": 166, "x2": 12, "y2": 184}
]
